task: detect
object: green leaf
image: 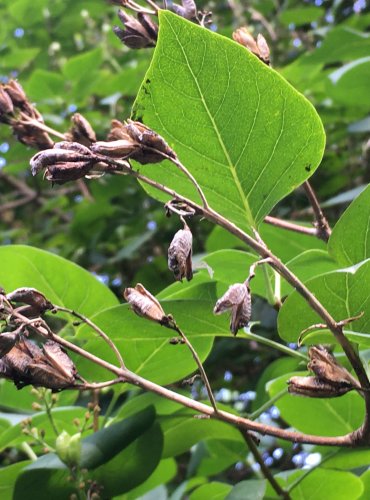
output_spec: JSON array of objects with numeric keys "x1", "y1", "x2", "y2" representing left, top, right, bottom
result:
[
  {"x1": 14, "y1": 468, "x2": 74, "y2": 500},
  {"x1": 160, "y1": 408, "x2": 244, "y2": 458},
  {"x1": 91, "y1": 421, "x2": 163, "y2": 496},
  {"x1": 268, "y1": 373, "x2": 364, "y2": 436},
  {"x1": 328, "y1": 184, "x2": 370, "y2": 266},
  {"x1": 76, "y1": 300, "x2": 229, "y2": 384},
  {"x1": 133, "y1": 11, "x2": 325, "y2": 232},
  {"x1": 289, "y1": 468, "x2": 363, "y2": 500},
  {"x1": 280, "y1": 7, "x2": 324, "y2": 26},
  {"x1": 0, "y1": 245, "x2": 118, "y2": 316},
  {"x1": 9, "y1": 0, "x2": 48, "y2": 25},
  {"x1": 80, "y1": 406, "x2": 156, "y2": 469},
  {"x1": 278, "y1": 260, "x2": 370, "y2": 344},
  {"x1": 360, "y1": 469, "x2": 370, "y2": 500},
  {"x1": 0, "y1": 461, "x2": 31, "y2": 500},
  {"x1": 190, "y1": 482, "x2": 233, "y2": 500},
  {"x1": 126, "y1": 458, "x2": 177, "y2": 500},
  {"x1": 323, "y1": 449, "x2": 370, "y2": 470},
  {"x1": 226, "y1": 479, "x2": 266, "y2": 500},
  {"x1": 327, "y1": 57, "x2": 370, "y2": 107},
  {"x1": 62, "y1": 48, "x2": 103, "y2": 82},
  {"x1": 26, "y1": 69, "x2": 65, "y2": 101}
]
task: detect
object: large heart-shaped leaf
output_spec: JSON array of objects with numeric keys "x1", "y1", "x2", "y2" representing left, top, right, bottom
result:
[
  {"x1": 132, "y1": 11, "x2": 325, "y2": 232},
  {"x1": 0, "y1": 245, "x2": 118, "y2": 316},
  {"x1": 278, "y1": 260, "x2": 370, "y2": 344},
  {"x1": 329, "y1": 184, "x2": 370, "y2": 266}
]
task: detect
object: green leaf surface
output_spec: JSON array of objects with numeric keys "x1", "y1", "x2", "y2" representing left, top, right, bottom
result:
[
  {"x1": 323, "y1": 449, "x2": 370, "y2": 470},
  {"x1": 0, "y1": 461, "x2": 31, "y2": 500},
  {"x1": 91, "y1": 421, "x2": 163, "y2": 496},
  {"x1": 126, "y1": 458, "x2": 177, "y2": 500},
  {"x1": 329, "y1": 184, "x2": 370, "y2": 266},
  {"x1": 268, "y1": 373, "x2": 364, "y2": 436},
  {"x1": 80, "y1": 406, "x2": 155, "y2": 469},
  {"x1": 62, "y1": 48, "x2": 103, "y2": 82},
  {"x1": 0, "y1": 245, "x2": 118, "y2": 316},
  {"x1": 226, "y1": 479, "x2": 266, "y2": 500},
  {"x1": 190, "y1": 482, "x2": 233, "y2": 500},
  {"x1": 280, "y1": 7, "x2": 324, "y2": 26},
  {"x1": 278, "y1": 260, "x2": 370, "y2": 344},
  {"x1": 289, "y1": 468, "x2": 363, "y2": 500},
  {"x1": 76, "y1": 300, "x2": 229, "y2": 384},
  {"x1": 327, "y1": 57, "x2": 370, "y2": 107},
  {"x1": 133, "y1": 11, "x2": 325, "y2": 231},
  {"x1": 360, "y1": 469, "x2": 370, "y2": 500}
]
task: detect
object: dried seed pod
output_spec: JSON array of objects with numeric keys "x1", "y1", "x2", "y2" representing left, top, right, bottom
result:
[
  {"x1": 12, "y1": 121, "x2": 54, "y2": 150},
  {"x1": 308, "y1": 345, "x2": 360, "y2": 389},
  {"x1": 30, "y1": 148, "x2": 92, "y2": 176},
  {"x1": 168, "y1": 225, "x2": 193, "y2": 281},
  {"x1": 43, "y1": 341, "x2": 77, "y2": 382},
  {"x1": 124, "y1": 283, "x2": 171, "y2": 326},
  {"x1": 0, "y1": 332, "x2": 18, "y2": 358},
  {"x1": 90, "y1": 139, "x2": 138, "y2": 158},
  {"x1": 214, "y1": 283, "x2": 251, "y2": 335},
  {"x1": 126, "y1": 120, "x2": 176, "y2": 164},
  {"x1": 45, "y1": 161, "x2": 95, "y2": 184},
  {"x1": 54, "y1": 141, "x2": 93, "y2": 155},
  {"x1": 113, "y1": 10, "x2": 158, "y2": 49},
  {"x1": 171, "y1": 0, "x2": 197, "y2": 19},
  {"x1": 233, "y1": 28, "x2": 270, "y2": 65},
  {"x1": 288, "y1": 375, "x2": 353, "y2": 398},
  {"x1": 5, "y1": 80, "x2": 27, "y2": 107},
  {"x1": 6, "y1": 287, "x2": 53, "y2": 317},
  {"x1": 0, "y1": 87, "x2": 14, "y2": 116},
  {"x1": 69, "y1": 113, "x2": 96, "y2": 145}
]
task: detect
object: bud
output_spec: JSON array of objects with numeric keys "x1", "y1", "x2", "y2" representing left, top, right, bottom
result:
[
  {"x1": 308, "y1": 345, "x2": 360, "y2": 390},
  {"x1": 213, "y1": 283, "x2": 251, "y2": 335},
  {"x1": 288, "y1": 375, "x2": 353, "y2": 398},
  {"x1": 6, "y1": 287, "x2": 53, "y2": 317},
  {"x1": 124, "y1": 283, "x2": 172, "y2": 326},
  {"x1": 168, "y1": 224, "x2": 193, "y2": 281},
  {"x1": 171, "y1": 0, "x2": 197, "y2": 20},
  {"x1": 233, "y1": 28, "x2": 270, "y2": 65},
  {"x1": 56, "y1": 430, "x2": 81, "y2": 467},
  {"x1": 68, "y1": 113, "x2": 96, "y2": 145},
  {"x1": 113, "y1": 10, "x2": 158, "y2": 49}
]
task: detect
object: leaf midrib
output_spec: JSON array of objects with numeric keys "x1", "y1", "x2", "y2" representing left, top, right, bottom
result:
[{"x1": 166, "y1": 16, "x2": 255, "y2": 228}]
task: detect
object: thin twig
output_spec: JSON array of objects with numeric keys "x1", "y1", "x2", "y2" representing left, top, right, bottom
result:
[
  {"x1": 303, "y1": 181, "x2": 331, "y2": 242},
  {"x1": 241, "y1": 428, "x2": 291, "y2": 499},
  {"x1": 264, "y1": 216, "x2": 317, "y2": 237},
  {"x1": 52, "y1": 305, "x2": 125, "y2": 369},
  {"x1": 172, "y1": 323, "x2": 218, "y2": 413}
]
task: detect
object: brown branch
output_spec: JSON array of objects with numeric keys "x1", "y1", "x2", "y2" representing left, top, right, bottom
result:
[
  {"x1": 264, "y1": 216, "x2": 317, "y2": 237},
  {"x1": 241, "y1": 429, "x2": 291, "y2": 499},
  {"x1": 303, "y1": 181, "x2": 331, "y2": 242}
]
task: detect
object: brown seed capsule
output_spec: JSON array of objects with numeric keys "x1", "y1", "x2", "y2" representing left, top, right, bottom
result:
[
  {"x1": 0, "y1": 332, "x2": 18, "y2": 358},
  {"x1": 30, "y1": 148, "x2": 92, "y2": 176},
  {"x1": 68, "y1": 113, "x2": 96, "y2": 145},
  {"x1": 168, "y1": 225, "x2": 193, "y2": 281},
  {"x1": 113, "y1": 10, "x2": 158, "y2": 49},
  {"x1": 4, "y1": 80, "x2": 27, "y2": 107},
  {"x1": 0, "y1": 87, "x2": 14, "y2": 117},
  {"x1": 308, "y1": 345, "x2": 360, "y2": 389},
  {"x1": 6, "y1": 287, "x2": 53, "y2": 317},
  {"x1": 124, "y1": 283, "x2": 171, "y2": 326},
  {"x1": 43, "y1": 341, "x2": 77, "y2": 382},
  {"x1": 45, "y1": 161, "x2": 95, "y2": 184},
  {"x1": 54, "y1": 141, "x2": 93, "y2": 155},
  {"x1": 126, "y1": 120, "x2": 176, "y2": 164},
  {"x1": 171, "y1": 0, "x2": 197, "y2": 19},
  {"x1": 233, "y1": 28, "x2": 270, "y2": 65},
  {"x1": 90, "y1": 139, "x2": 138, "y2": 158},
  {"x1": 288, "y1": 375, "x2": 353, "y2": 398},
  {"x1": 214, "y1": 283, "x2": 251, "y2": 335},
  {"x1": 12, "y1": 122, "x2": 54, "y2": 150}
]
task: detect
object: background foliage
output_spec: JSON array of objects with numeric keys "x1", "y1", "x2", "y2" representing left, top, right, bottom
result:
[{"x1": 0, "y1": 0, "x2": 370, "y2": 498}]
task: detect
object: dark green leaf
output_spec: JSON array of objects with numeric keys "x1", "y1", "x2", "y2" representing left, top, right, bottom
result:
[{"x1": 226, "y1": 479, "x2": 266, "y2": 500}]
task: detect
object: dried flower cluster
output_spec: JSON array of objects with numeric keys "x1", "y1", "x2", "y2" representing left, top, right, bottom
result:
[
  {"x1": 288, "y1": 345, "x2": 360, "y2": 398},
  {"x1": 233, "y1": 28, "x2": 270, "y2": 65},
  {"x1": 214, "y1": 283, "x2": 252, "y2": 335},
  {"x1": 0, "y1": 80, "x2": 53, "y2": 149},
  {"x1": 0, "y1": 288, "x2": 78, "y2": 390}
]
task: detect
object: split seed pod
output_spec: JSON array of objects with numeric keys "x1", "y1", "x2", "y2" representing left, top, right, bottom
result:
[
  {"x1": 232, "y1": 28, "x2": 270, "y2": 65},
  {"x1": 113, "y1": 10, "x2": 158, "y2": 49},
  {"x1": 124, "y1": 283, "x2": 172, "y2": 326},
  {"x1": 287, "y1": 376, "x2": 353, "y2": 398},
  {"x1": 214, "y1": 283, "x2": 251, "y2": 335},
  {"x1": 6, "y1": 287, "x2": 53, "y2": 317},
  {"x1": 168, "y1": 224, "x2": 193, "y2": 281}
]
